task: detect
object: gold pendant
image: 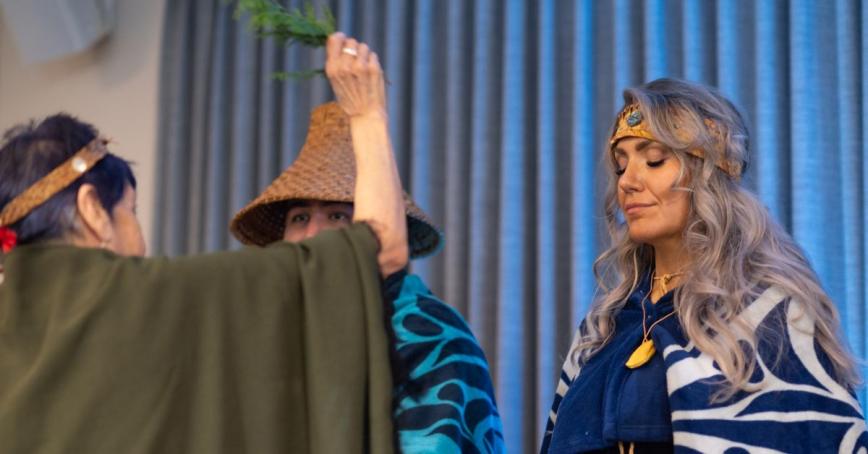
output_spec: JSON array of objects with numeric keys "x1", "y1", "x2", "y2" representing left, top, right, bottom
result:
[{"x1": 625, "y1": 339, "x2": 655, "y2": 369}]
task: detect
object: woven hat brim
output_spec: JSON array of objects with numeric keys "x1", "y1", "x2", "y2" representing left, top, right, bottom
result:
[{"x1": 230, "y1": 190, "x2": 442, "y2": 259}]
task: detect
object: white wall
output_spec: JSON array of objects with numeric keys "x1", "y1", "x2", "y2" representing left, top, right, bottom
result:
[{"x1": 0, "y1": 0, "x2": 165, "y2": 251}]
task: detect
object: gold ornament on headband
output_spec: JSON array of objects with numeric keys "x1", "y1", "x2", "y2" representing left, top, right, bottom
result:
[
  {"x1": 609, "y1": 103, "x2": 743, "y2": 179},
  {"x1": 610, "y1": 104, "x2": 655, "y2": 145},
  {"x1": 0, "y1": 138, "x2": 110, "y2": 227}
]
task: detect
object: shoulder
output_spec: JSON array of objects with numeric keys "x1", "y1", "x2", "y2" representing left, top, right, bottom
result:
[
  {"x1": 390, "y1": 274, "x2": 477, "y2": 336},
  {"x1": 738, "y1": 285, "x2": 792, "y2": 330},
  {"x1": 664, "y1": 286, "x2": 868, "y2": 452},
  {"x1": 737, "y1": 285, "x2": 828, "y2": 363}
]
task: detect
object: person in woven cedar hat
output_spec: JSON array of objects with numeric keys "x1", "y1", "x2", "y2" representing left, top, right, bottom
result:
[
  {"x1": 0, "y1": 32, "x2": 403, "y2": 453},
  {"x1": 230, "y1": 53, "x2": 503, "y2": 454},
  {"x1": 540, "y1": 78, "x2": 867, "y2": 454}
]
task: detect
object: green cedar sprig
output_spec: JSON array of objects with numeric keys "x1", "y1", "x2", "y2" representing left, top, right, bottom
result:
[
  {"x1": 233, "y1": 0, "x2": 335, "y2": 79},
  {"x1": 234, "y1": 0, "x2": 335, "y2": 47},
  {"x1": 270, "y1": 69, "x2": 325, "y2": 81}
]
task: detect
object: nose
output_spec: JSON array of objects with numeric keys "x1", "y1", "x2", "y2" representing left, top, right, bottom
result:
[
  {"x1": 617, "y1": 162, "x2": 643, "y2": 193},
  {"x1": 302, "y1": 214, "x2": 328, "y2": 240}
]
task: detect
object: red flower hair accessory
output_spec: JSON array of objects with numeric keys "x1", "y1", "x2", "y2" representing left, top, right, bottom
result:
[{"x1": 0, "y1": 227, "x2": 17, "y2": 253}]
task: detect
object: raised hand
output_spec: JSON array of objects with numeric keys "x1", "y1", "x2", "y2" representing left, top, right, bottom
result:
[{"x1": 324, "y1": 32, "x2": 386, "y2": 119}]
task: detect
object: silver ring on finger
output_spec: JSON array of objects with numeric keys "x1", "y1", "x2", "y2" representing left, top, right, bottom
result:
[{"x1": 341, "y1": 47, "x2": 358, "y2": 57}]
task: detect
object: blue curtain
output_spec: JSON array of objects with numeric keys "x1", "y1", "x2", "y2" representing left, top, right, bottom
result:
[{"x1": 156, "y1": 0, "x2": 868, "y2": 451}]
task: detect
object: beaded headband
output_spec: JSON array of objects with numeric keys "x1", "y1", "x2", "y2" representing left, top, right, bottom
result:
[
  {"x1": 0, "y1": 138, "x2": 109, "y2": 228},
  {"x1": 609, "y1": 104, "x2": 743, "y2": 179}
]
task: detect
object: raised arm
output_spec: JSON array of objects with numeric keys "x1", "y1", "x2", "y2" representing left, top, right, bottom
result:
[{"x1": 324, "y1": 32, "x2": 408, "y2": 276}]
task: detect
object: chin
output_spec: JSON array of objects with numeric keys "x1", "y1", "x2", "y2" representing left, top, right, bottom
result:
[
  {"x1": 627, "y1": 234, "x2": 653, "y2": 245},
  {"x1": 626, "y1": 226, "x2": 660, "y2": 245},
  {"x1": 627, "y1": 224, "x2": 685, "y2": 247}
]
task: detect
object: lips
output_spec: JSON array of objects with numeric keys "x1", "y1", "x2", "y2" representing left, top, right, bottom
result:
[{"x1": 623, "y1": 202, "x2": 654, "y2": 215}]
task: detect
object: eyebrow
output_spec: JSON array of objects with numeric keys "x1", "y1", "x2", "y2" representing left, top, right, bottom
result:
[
  {"x1": 613, "y1": 139, "x2": 650, "y2": 154},
  {"x1": 634, "y1": 140, "x2": 653, "y2": 151},
  {"x1": 613, "y1": 139, "x2": 669, "y2": 156},
  {"x1": 286, "y1": 201, "x2": 354, "y2": 210}
]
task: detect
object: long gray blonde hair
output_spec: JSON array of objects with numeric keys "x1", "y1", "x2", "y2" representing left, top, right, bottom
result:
[{"x1": 575, "y1": 78, "x2": 859, "y2": 398}]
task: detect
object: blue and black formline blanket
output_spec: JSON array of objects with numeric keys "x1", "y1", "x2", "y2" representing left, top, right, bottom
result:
[
  {"x1": 543, "y1": 286, "x2": 868, "y2": 453},
  {"x1": 384, "y1": 271, "x2": 505, "y2": 454}
]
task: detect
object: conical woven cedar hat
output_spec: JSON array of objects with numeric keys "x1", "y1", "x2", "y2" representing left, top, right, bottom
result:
[{"x1": 230, "y1": 102, "x2": 442, "y2": 258}]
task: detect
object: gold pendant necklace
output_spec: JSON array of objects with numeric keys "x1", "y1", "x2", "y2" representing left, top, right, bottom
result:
[
  {"x1": 625, "y1": 337, "x2": 657, "y2": 369},
  {"x1": 625, "y1": 274, "x2": 679, "y2": 369}
]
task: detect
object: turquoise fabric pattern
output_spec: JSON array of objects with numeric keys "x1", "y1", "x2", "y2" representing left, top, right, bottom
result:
[{"x1": 384, "y1": 272, "x2": 505, "y2": 454}]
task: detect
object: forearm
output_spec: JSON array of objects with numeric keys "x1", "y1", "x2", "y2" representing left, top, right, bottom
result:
[
  {"x1": 324, "y1": 32, "x2": 408, "y2": 275},
  {"x1": 351, "y1": 110, "x2": 408, "y2": 275}
]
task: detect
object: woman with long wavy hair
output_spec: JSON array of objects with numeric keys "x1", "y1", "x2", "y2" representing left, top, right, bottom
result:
[{"x1": 541, "y1": 78, "x2": 866, "y2": 453}]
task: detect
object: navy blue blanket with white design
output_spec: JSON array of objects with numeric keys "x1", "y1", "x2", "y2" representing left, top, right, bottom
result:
[
  {"x1": 384, "y1": 272, "x2": 504, "y2": 453},
  {"x1": 542, "y1": 285, "x2": 867, "y2": 453}
]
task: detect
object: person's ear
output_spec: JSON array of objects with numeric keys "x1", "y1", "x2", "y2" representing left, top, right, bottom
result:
[{"x1": 76, "y1": 183, "x2": 113, "y2": 245}]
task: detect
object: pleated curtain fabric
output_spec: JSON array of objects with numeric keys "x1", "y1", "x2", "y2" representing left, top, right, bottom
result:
[{"x1": 156, "y1": 1, "x2": 868, "y2": 452}]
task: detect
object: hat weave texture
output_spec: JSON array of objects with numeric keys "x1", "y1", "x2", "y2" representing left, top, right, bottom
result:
[{"x1": 230, "y1": 102, "x2": 442, "y2": 258}]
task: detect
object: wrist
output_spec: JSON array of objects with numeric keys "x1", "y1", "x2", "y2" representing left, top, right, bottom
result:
[{"x1": 349, "y1": 108, "x2": 388, "y2": 125}]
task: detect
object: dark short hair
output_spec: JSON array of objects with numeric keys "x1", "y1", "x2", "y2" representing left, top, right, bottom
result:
[{"x1": 0, "y1": 113, "x2": 136, "y2": 245}]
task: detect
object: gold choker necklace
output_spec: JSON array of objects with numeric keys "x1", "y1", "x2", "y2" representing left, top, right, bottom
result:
[{"x1": 651, "y1": 271, "x2": 684, "y2": 295}]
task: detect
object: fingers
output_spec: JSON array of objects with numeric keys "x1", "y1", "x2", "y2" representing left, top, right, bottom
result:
[
  {"x1": 351, "y1": 44, "x2": 369, "y2": 74},
  {"x1": 356, "y1": 42, "x2": 370, "y2": 65},
  {"x1": 366, "y1": 51, "x2": 382, "y2": 78},
  {"x1": 326, "y1": 32, "x2": 383, "y2": 72},
  {"x1": 326, "y1": 35, "x2": 357, "y2": 77},
  {"x1": 325, "y1": 32, "x2": 386, "y2": 117},
  {"x1": 325, "y1": 32, "x2": 344, "y2": 62},
  {"x1": 342, "y1": 38, "x2": 359, "y2": 61}
]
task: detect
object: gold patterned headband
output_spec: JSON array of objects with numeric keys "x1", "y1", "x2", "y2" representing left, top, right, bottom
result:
[
  {"x1": 0, "y1": 138, "x2": 109, "y2": 227},
  {"x1": 610, "y1": 104, "x2": 743, "y2": 179}
]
